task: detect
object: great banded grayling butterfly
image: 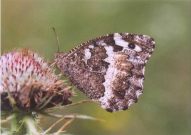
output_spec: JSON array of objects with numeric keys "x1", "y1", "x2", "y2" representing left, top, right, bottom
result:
[{"x1": 55, "y1": 33, "x2": 155, "y2": 112}]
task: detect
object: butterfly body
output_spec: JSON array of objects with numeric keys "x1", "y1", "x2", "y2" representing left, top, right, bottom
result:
[{"x1": 55, "y1": 33, "x2": 155, "y2": 112}]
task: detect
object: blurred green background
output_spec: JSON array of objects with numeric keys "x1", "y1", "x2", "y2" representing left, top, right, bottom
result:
[{"x1": 2, "y1": 0, "x2": 191, "y2": 135}]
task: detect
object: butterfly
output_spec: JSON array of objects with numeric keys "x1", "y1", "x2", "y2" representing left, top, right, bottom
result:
[{"x1": 55, "y1": 33, "x2": 155, "y2": 112}]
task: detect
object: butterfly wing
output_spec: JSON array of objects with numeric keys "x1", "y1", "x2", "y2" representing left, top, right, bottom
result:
[{"x1": 55, "y1": 33, "x2": 155, "y2": 112}]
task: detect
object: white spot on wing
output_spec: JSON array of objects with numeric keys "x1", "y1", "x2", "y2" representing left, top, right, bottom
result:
[
  {"x1": 103, "y1": 46, "x2": 114, "y2": 63},
  {"x1": 136, "y1": 90, "x2": 143, "y2": 98},
  {"x1": 97, "y1": 40, "x2": 107, "y2": 46},
  {"x1": 113, "y1": 33, "x2": 129, "y2": 48},
  {"x1": 84, "y1": 48, "x2": 91, "y2": 64},
  {"x1": 88, "y1": 45, "x2": 94, "y2": 49},
  {"x1": 139, "y1": 78, "x2": 144, "y2": 88},
  {"x1": 134, "y1": 45, "x2": 142, "y2": 52},
  {"x1": 128, "y1": 99, "x2": 134, "y2": 107}
]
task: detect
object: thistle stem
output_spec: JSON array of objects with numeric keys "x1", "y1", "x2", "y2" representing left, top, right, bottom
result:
[{"x1": 10, "y1": 111, "x2": 38, "y2": 135}]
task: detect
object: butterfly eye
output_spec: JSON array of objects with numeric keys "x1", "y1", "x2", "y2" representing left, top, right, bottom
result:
[{"x1": 128, "y1": 43, "x2": 142, "y2": 52}]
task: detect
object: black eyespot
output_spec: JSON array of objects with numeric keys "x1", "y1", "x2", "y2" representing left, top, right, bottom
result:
[{"x1": 128, "y1": 43, "x2": 135, "y2": 49}]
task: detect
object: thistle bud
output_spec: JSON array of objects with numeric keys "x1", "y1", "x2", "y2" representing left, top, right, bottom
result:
[{"x1": 0, "y1": 49, "x2": 72, "y2": 111}]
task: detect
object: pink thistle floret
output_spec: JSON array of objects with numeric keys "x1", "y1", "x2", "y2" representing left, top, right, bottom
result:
[{"x1": 0, "y1": 49, "x2": 72, "y2": 111}]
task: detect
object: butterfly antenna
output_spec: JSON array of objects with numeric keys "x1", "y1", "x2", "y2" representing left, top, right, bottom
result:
[{"x1": 52, "y1": 27, "x2": 61, "y2": 53}]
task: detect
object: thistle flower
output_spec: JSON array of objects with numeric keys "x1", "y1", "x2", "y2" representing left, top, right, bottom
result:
[{"x1": 0, "y1": 49, "x2": 72, "y2": 111}]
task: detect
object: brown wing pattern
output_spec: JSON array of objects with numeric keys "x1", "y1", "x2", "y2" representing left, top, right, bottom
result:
[{"x1": 55, "y1": 33, "x2": 155, "y2": 112}]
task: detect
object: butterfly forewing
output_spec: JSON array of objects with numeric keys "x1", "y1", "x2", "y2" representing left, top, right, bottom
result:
[{"x1": 55, "y1": 33, "x2": 155, "y2": 112}]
